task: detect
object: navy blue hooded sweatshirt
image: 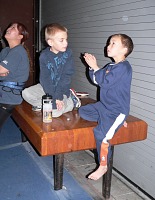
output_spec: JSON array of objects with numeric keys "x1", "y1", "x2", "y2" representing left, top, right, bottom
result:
[
  {"x1": 89, "y1": 60, "x2": 132, "y2": 117},
  {"x1": 39, "y1": 47, "x2": 74, "y2": 109}
]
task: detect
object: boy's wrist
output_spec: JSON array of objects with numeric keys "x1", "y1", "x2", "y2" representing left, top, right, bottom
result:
[
  {"x1": 94, "y1": 67, "x2": 100, "y2": 72},
  {"x1": 89, "y1": 66, "x2": 100, "y2": 71}
]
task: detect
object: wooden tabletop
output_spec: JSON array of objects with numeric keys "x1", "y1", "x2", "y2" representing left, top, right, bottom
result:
[{"x1": 12, "y1": 98, "x2": 148, "y2": 156}]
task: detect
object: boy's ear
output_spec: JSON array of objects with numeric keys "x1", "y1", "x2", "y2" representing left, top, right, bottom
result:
[
  {"x1": 46, "y1": 39, "x2": 52, "y2": 46},
  {"x1": 123, "y1": 47, "x2": 128, "y2": 55}
]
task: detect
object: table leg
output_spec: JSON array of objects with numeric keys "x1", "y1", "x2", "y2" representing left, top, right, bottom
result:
[
  {"x1": 53, "y1": 154, "x2": 64, "y2": 190},
  {"x1": 102, "y1": 146, "x2": 114, "y2": 199},
  {"x1": 21, "y1": 131, "x2": 27, "y2": 142}
]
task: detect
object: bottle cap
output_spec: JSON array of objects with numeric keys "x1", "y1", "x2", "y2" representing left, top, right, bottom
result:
[{"x1": 42, "y1": 93, "x2": 52, "y2": 100}]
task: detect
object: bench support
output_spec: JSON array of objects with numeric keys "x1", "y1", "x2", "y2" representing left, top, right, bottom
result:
[
  {"x1": 102, "y1": 146, "x2": 114, "y2": 199},
  {"x1": 21, "y1": 131, "x2": 27, "y2": 142},
  {"x1": 53, "y1": 154, "x2": 64, "y2": 190}
]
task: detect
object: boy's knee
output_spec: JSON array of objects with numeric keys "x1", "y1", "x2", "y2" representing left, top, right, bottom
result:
[{"x1": 22, "y1": 88, "x2": 28, "y2": 97}]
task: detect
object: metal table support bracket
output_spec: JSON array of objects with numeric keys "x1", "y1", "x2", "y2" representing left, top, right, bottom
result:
[
  {"x1": 102, "y1": 146, "x2": 114, "y2": 199},
  {"x1": 53, "y1": 154, "x2": 64, "y2": 190}
]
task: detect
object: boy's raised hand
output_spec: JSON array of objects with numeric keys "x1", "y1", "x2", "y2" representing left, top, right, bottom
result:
[{"x1": 83, "y1": 53, "x2": 99, "y2": 71}]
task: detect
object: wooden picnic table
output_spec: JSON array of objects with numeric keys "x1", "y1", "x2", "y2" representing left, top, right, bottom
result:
[{"x1": 12, "y1": 98, "x2": 148, "y2": 199}]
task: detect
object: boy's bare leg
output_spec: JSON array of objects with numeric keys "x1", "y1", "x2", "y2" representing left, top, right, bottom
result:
[{"x1": 88, "y1": 142, "x2": 109, "y2": 180}]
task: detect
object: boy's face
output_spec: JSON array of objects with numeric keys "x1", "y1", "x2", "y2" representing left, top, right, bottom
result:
[
  {"x1": 47, "y1": 31, "x2": 68, "y2": 54},
  {"x1": 107, "y1": 36, "x2": 127, "y2": 61}
]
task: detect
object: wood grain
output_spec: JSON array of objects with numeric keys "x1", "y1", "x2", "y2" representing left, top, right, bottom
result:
[{"x1": 12, "y1": 99, "x2": 148, "y2": 156}]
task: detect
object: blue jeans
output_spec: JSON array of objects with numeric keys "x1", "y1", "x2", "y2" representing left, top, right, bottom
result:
[{"x1": 0, "y1": 103, "x2": 15, "y2": 130}]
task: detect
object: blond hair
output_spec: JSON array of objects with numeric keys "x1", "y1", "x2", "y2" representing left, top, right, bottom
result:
[{"x1": 45, "y1": 23, "x2": 67, "y2": 41}]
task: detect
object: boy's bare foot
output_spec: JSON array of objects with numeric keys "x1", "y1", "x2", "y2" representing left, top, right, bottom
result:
[{"x1": 88, "y1": 165, "x2": 107, "y2": 180}]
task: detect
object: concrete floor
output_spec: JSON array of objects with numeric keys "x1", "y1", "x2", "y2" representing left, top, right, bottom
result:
[{"x1": 64, "y1": 150, "x2": 151, "y2": 200}]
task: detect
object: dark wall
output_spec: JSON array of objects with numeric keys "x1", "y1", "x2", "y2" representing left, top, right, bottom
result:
[{"x1": 0, "y1": 0, "x2": 38, "y2": 86}]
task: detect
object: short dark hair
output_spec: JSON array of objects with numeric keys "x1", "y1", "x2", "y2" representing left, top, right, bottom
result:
[{"x1": 111, "y1": 34, "x2": 134, "y2": 57}]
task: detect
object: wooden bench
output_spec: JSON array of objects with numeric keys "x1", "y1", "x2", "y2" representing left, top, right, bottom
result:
[{"x1": 12, "y1": 98, "x2": 148, "y2": 199}]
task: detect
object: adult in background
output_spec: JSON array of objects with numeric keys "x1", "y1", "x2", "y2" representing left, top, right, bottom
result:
[{"x1": 0, "y1": 22, "x2": 29, "y2": 129}]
